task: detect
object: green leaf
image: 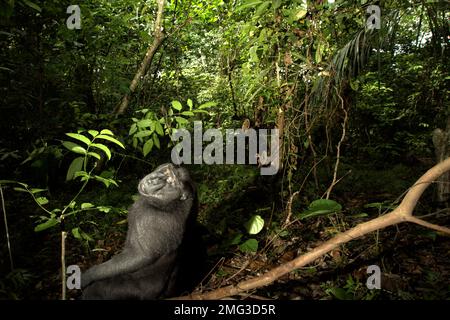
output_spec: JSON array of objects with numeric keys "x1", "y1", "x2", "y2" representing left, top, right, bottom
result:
[
  {"x1": 72, "y1": 227, "x2": 82, "y2": 240},
  {"x1": 91, "y1": 143, "x2": 111, "y2": 160},
  {"x1": 137, "y1": 119, "x2": 153, "y2": 128},
  {"x1": 22, "y1": 0, "x2": 42, "y2": 12},
  {"x1": 298, "y1": 199, "x2": 342, "y2": 220},
  {"x1": 93, "y1": 175, "x2": 118, "y2": 188},
  {"x1": 155, "y1": 121, "x2": 164, "y2": 136},
  {"x1": 295, "y1": 9, "x2": 307, "y2": 20},
  {"x1": 87, "y1": 130, "x2": 99, "y2": 138},
  {"x1": 36, "y1": 197, "x2": 49, "y2": 205},
  {"x1": 66, "y1": 133, "x2": 91, "y2": 146},
  {"x1": 135, "y1": 130, "x2": 153, "y2": 138},
  {"x1": 175, "y1": 116, "x2": 189, "y2": 125},
  {"x1": 349, "y1": 79, "x2": 359, "y2": 91},
  {"x1": 315, "y1": 43, "x2": 323, "y2": 64},
  {"x1": 239, "y1": 238, "x2": 259, "y2": 253},
  {"x1": 272, "y1": 0, "x2": 282, "y2": 10},
  {"x1": 364, "y1": 202, "x2": 383, "y2": 209},
  {"x1": 143, "y1": 139, "x2": 154, "y2": 157},
  {"x1": 95, "y1": 135, "x2": 125, "y2": 149},
  {"x1": 81, "y1": 231, "x2": 94, "y2": 242},
  {"x1": 181, "y1": 111, "x2": 195, "y2": 116},
  {"x1": 245, "y1": 215, "x2": 265, "y2": 235},
  {"x1": 13, "y1": 187, "x2": 29, "y2": 193},
  {"x1": 81, "y1": 203, "x2": 94, "y2": 209},
  {"x1": 230, "y1": 234, "x2": 243, "y2": 245},
  {"x1": 66, "y1": 157, "x2": 84, "y2": 181},
  {"x1": 187, "y1": 99, "x2": 193, "y2": 109},
  {"x1": 249, "y1": 45, "x2": 259, "y2": 62},
  {"x1": 35, "y1": 218, "x2": 58, "y2": 232},
  {"x1": 87, "y1": 152, "x2": 101, "y2": 160},
  {"x1": 255, "y1": 1, "x2": 271, "y2": 17},
  {"x1": 153, "y1": 134, "x2": 160, "y2": 149},
  {"x1": 171, "y1": 100, "x2": 183, "y2": 111},
  {"x1": 97, "y1": 206, "x2": 111, "y2": 213},
  {"x1": 62, "y1": 141, "x2": 87, "y2": 155},
  {"x1": 236, "y1": 0, "x2": 263, "y2": 11},
  {"x1": 100, "y1": 129, "x2": 114, "y2": 136},
  {"x1": 129, "y1": 123, "x2": 137, "y2": 136},
  {"x1": 68, "y1": 201, "x2": 76, "y2": 209},
  {"x1": 327, "y1": 287, "x2": 353, "y2": 300},
  {"x1": 198, "y1": 102, "x2": 217, "y2": 109},
  {"x1": 73, "y1": 171, "x2": 89, "y2": 181},
  {"x1": 30, "y1": 188, "x2": 46, "y2": 194},
  {"x1": 0, "y1": 180, "x2": 28, "y2": 186}
]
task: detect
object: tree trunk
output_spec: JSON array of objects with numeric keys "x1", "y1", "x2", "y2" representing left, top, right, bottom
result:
[{"x1": 113, "y1": 0, "x2": 166, "y2": 115}]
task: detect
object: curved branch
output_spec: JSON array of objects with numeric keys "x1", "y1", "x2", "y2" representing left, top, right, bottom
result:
[
  {"x1": 114, "y1": 0, "x2": 166, "y2": 115},
  {"x1": 177, "y1": 158, "x2": 450, "y2": 300}
]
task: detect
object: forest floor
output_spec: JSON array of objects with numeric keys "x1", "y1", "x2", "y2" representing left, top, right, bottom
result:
[{"x1": 1, "y1": 162, "x2": 449, "y2": 300}]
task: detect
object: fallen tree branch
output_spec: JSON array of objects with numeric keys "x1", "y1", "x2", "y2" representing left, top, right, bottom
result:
[{"x1": 177, "y1": 158, "x2": 450, "y2": 300}]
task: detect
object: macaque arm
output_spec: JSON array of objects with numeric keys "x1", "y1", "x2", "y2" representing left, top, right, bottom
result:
[{"x1": 81, "y1": 250, "x2": 157, "y2": 288}]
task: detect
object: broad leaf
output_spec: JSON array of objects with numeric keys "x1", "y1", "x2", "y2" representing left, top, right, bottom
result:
[
  {"x1": 155, "y1": 121, "x2": 164, "y2": 136},
  {"x1": 87, "y1": 152, "x2": 101, "y2": 160},
  {"x1": 187, "y1": 99, "x2": 193, "y2": 109},
  {"x1": 171, "y1": 100, "x2": 183, "y2": 111},
  {"x1": 81, "y1": 203, "x2": 94, "y2": 209},
  {"x1": 298, "y1": 199, "x2": 342, "y2": 220},
  {"x1": 66, "y1": 157, "x2": 84, "y2": 181},
  {"x1": 91, "y1": 143, "x2": 111, "y2": 160},
  {"x1": 175, "y1": 116, "x2": 189, "y2": 125},
  {"x1": 143, "y1": 139, "x2": 154, "y2": 157},
  {"x1": 153, "y1": 134, "x2": 160, "y2": 149},
  {"x1": 245, "y1": 215, "x2": 265, "y2": 235},
  {"x1": 66, "y1": 133, "x2": 91, "y2": 146},
  {"x1": 35, "y1": 218, "x2": 58, "y2": 232},
  {"x1": 62, "y1": 141, "x2": 87, "y2": 155},
  {"x1": 100, "y1": 129, "x2": 114, "y2": 136},
  {"x1": 239, "y1": 238, "x2": 259, "y2": 253},
  {"x1": 135, "y1": 130, "x2": 153, "y2": 138},
  {"x1": 87, "y1": 130, "x2": 99, "y2": 138},
  {"x1": 36, "y1": 197, "x2": 49, "y2": 205},
  {"x1": 198, "y1": 102, "x2": 217, "y2": 109},
  {"x1": 95, "y1": 134, "x2": 125, "y2": 149},
  {"x1": 72, "y1": 227, "x2": 82, "y2": 240}
]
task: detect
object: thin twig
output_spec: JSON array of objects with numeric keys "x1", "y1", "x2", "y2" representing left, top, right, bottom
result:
[
  {"x1": 61, "y1": 231, "x2": 67, "y2": 300},
  {"x1": 0, "y1": 184, "x2": 14, "y2": 270},
  {"x1": 325, "y1": 90, "x2": 348, "y2": 199}
]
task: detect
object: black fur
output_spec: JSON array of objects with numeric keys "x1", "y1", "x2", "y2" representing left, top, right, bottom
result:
[{"x1": 81, "y1": 163, "x2": 197, "y2": 300}]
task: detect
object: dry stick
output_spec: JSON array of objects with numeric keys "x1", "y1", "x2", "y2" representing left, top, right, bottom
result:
[
  {"x1": 61, "y1": 231, "x2": 67, "y2": 300},
  {"x1": 176, "y1": 158, "x2": 450, "y2": 300},
  {"x1": 325, "y1": 92, "x2": 348, "y2": 199},
  {"x1": 283, "y1": 156, "x2": 327, "y2": 227},
  {"x1": 283, "y1": 191, "x2": 299, "y2": 228},
  {"x1": 0, "y1": 185, "x2": 14, "y2": 270},
  {"x1": 224, "y1": 260, "x2": 250, "y2": 284}
]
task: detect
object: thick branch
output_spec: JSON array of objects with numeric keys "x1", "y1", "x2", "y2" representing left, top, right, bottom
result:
[{"x1": 177, "y1": 158, "x2": 450, "y2": 300}]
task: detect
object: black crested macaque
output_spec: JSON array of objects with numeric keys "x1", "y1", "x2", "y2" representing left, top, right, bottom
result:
[{"x1": 81, "y1": 163, "x2": 199, "y2": 300}]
